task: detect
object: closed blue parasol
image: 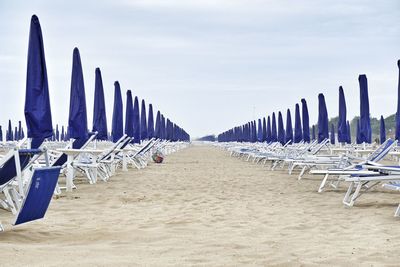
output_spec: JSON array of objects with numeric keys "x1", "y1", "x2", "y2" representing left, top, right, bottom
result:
[
  {"x1": 262, "y1": 117, "x2": 267, "y2": 142},
  {"x1": 358, "y1": 75, "x2": 371, "y2": 143},
  {"x1": 271, "y1": 113, "x2": 277, "y2": 142},
  {"x1": 112, "y1": 81, "x2": 123, "y2": 142},
  {"x1": 61, "y1": 126, "x2": 65, "y2": 141},
  {"x1": 257, "y1": 119, "x2": 263, "y2": 142},
  {"x1": 160, "y1": 115, "x2": 166, "y2": 140},
  {"x1": 312, "y1": 125, "x2": 316, "y2": 141},
  {"x1": 380, "y1": 115, "x2": 386, "y2": 144},
  {"x1": 140, "y1": 99, "x2": 147, "y2": 141},
  {"x1": 124, "y1": 90, "x2": 134, "y2": 138},
  {"x1": 155, "y1": 111, "x2": 161, "y2": 138},
  {"x1": 92, "y1": 68, "x2": 108, "y2": 140},
  {"x1": 68, "y1": 48, "x2": 88, "y2": 148},
  {"x1": 55, "y1": 124, "x2": 59, "y2": 141},
  {"x1": 278, "y1": 112, "x2": 285, "y2": 144},
  {"x1": 346, "y1": 121, "x2": 351, "y2": 144},
  {"x1": 266, "y1": 116, "x2": 272, "y2": 142},
  {"x1": 18, "y1": 121, "x2": 22, "y2": 140},
  {"x1": 132, "y1": 96, "x2": 140, "y2": 143},
  {"x1": 294, "y1": 104, "x2": 302, "y2": 143},
  {"x1": 396, "y1": 60, "x2": 400, "y2": 141},
  {"x1": 330, "y1": 124, "x2": 335, "y2": 144},
  {"x1": 318, "y1": 93, "x2": 329, "y2": 143},
  {"x1": 301, "y1": 99, "x2": 310, "y2": 142},
  {"x1": 337, "y1": 86, "x2": 347, "y2": 143},
  {"x1": 7, "y1": 120, "x2": 12, "y2": 141},
  {"x1": 24, "y1": 15, "x2": 53, "y2": 148},
  {"x1": 356, "y1": 119, "x2": 361, "y2": 144},
  {"x1": 285, "y1": 109, "x2": 293, "y2": 144},
  {"x1": 148, "y1": 104, "x2": 154, "y2": 139}
]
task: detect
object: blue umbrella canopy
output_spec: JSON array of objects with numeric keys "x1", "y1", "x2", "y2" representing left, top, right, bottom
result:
[
  {"x1": 92, "y1": 68, "x2": 108, "y2": 140},
  {"x1": 25, "y1": 15, "x2": 53, "y2": 148},
  {"x1": 257, "y1": 119, "x2": 263, "y2": 142},
  {"x1": 312, "y1": 125, "x2": 316, "y2": 141},
  {"x1": 160, "y1": 115, "x2": 166, "y2": 140},
  {"x1": 132, "y1": 96, "x2": 140, "y2": 143},
  {"x1": 140, "y1": 99, "x2": 148, "y2": 140},
  {"x1": 294, "y1": 103, "x2": 302, "y2": 143},
  {"x1": 358, "y1": 74, "x2": 371, "y2": 143},
  {"x1": 266, "y1": 116, "x2": 272, "y2": 142},
  {"x1": 301, "y1": 99, "x2": 310, "y2": 142},
  {"x1": 252, "y1": 120, "x2": 257, "y2": 142},
  {"x1": 148, "y1": 104, "x2": 155, "y2": 139},
  {"x1": 155, "y1": 111, "x2": 161, "y2": 138},
  {"x1": 94, "y1": 72, "x2": 108, "y2": 139},
  {"x1": 396, "y1": 60, "x2": 400, "y2": 141},
  {"x1": 112, "y1": 81, "x2": 124, "y2": 142},
  {"x1": 271, "y1": 113, "x2": 277, "y2": 142},
  {"x1": 262, "y1": 117, "x2": 267, "y2": 142},
  {"x1": 124, "y1": 90, "x2": 134, "y2": 138},
  {"x1": 337, "y1": 86, "x2": 347, "y2": 143},
  {"x1": 55, "y1": 124, "x2": 59, "y2": 141},
  {"x1": 330, "y1": 124, "x2": 335, "y2": 145},
  {"x1": 285, "y1": 109, "x2": 293, "y2": 144},
  {"x1": 318, "y1": 93, "x2": 329, "y2": 143},
  {"x1": 0, "y1": 126, "x2": 3, "y2": 142},
  {"x1": 14, "y1": 127, "x2": 18, "y2": 141},
  {"x1": 380, "y1": 115, "x2": 386, "y2": 144},
  {"x1": 166, "y1": 119, "x2": 172, "y2": 141},
  {"x1": 346, "y1": 120, "x2": 351, "y2": 144},
  {"x1": 18, "y1": 121, "x2": 22, "y2": 140},
  {"x1": 278, "y1": 112, "x2": 285, "y2": 144},
  {"x1": 7, "y1": 120, "x2": 12, "y2": 141},
  {"x1": 356, "y1": 119, "x2": 362, "y2": 144},
  {"x1": 61, "y1": 126, "x2": 65, "y2": 141},
  {"x1": 68, "y1": 48, "x2": 88, "y2": 148}
]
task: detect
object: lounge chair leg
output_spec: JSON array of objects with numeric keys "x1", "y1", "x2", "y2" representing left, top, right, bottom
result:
[
  {"x1": 343, "y1": 182, "x2": 362, "y2": 207},
  {"x1": 271, "y1": 161, "x2": 278, "y2": 171},
  {"x1": 395, "y1": 204, "x2": 400, "y2": 217},
  {"x1": 288, "y1": 163, "x2": 294, "y2": 175},
  {"x1": 66, "y1": 154, "x2": 74, "y2": 192},
  {"x1": 318, "y1": 174, "x2": 329, "y2": 193},
  {"x1": 298, "y1": 166, "x2": 307, "y2": 180}
]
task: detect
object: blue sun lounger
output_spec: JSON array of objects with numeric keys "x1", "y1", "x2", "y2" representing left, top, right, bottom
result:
[
  {"x1": 13, "y1": 166, "x2": 61, "y2": 226},
  {"x1": 0, "y1": 148, "x2": 45, "y2": 214}
]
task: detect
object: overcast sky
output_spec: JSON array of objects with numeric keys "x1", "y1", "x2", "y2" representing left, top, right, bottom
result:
[{"x1": 0, "y1": 0, "x2": 399, "y2": 138}]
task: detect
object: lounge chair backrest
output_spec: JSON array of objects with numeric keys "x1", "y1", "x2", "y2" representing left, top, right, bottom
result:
[
  {"x1": 0, "y1": 149, "x2": 43, "y2": 186},
  {"x1": 51, "y1": 133, "x2": 98, "y2": 167},
  {"x1": 13, "y1": 166, "x2": 61, "y2": 226},
  {"x1": 98, "y1": 134, "x2": 129, "y2": 161},
  {"x1": 368, "y1": 138, "x2": 397, "y2": 162},
  {"x1": 310, "y1": 139, "x2": 329, "y2": 155},
  {"x1": 132, "y1": 139, "x2": 155, "y2": 157}
]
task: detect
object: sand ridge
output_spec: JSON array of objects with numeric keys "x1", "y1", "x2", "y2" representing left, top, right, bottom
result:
[{"x1": 0, "y1": 143, "x2": 399, "y2": 266}]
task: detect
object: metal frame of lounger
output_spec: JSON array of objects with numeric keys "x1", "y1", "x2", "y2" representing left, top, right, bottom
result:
[
  {"x1": 310, "y1": 139, "x2": 398, "y2": 193},
  {"x1": 0, "y1": 148, "x2": 48, "y2": 214},
  {"x1": 53, "y1": 133, "x2": 98, "y2": 191},
  {"x1": 72, "y1": 135, "x2": 130, "y2": 183},
  {"x1": 124, "y1": 139, "x2": 157, "y2": 169},
  {"x1": 1, "y1": 166, "x2": 61, "y2": 232},
  {"x1": 343, "y1": 164, "x2": 400, "y2": 207}
]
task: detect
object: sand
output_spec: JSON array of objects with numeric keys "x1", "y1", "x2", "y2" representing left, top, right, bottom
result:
[{"x1": 1, "y1": 143, "x2": 400, "y2": 266}]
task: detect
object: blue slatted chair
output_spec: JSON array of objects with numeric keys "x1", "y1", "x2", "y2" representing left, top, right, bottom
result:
[{"x1": 13, "y1": 166, "x2": 61, "y2": 226}]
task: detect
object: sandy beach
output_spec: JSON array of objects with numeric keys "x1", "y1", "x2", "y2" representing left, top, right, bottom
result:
[{"x1": 1, "y1": 143, "x2": 400, "y2": 266}]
